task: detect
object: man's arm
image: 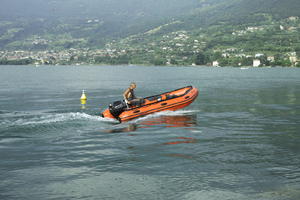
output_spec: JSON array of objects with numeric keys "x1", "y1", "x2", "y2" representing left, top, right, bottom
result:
[{"x1": 123, "y1": 88, "x2": 130, "y2": 101}]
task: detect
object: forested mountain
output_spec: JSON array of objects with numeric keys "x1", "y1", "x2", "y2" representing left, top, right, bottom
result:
[
  {"x1": 0, "y1": 0, "x2": 199, "y2": 20},
  {"x1": 183, "y1": 0, "x2": 300, "y2": 27},
  {"x1": 0, "y1": 0, "x2": 202, "y2": 48},
  {"x1": 0, "y1": 0, "x2": 299, "y2": 53}
]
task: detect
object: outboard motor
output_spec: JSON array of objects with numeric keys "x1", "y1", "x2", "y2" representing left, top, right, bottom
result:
[{"x1": 109, "y1": 100, "x2": 127, "y2": 118}]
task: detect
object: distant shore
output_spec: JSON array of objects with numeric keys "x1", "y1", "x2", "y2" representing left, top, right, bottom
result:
[{"x1": 1, "y1": 63, "x2": 299, "y2": 68}]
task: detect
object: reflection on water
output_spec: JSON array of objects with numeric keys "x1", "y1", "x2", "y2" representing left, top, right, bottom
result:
[
  {"x1": 164, "y1": 153, "x2": 194, "y2": 159},
  {"x1": 163, "y1": 136, "x2": 197, "y2": 145},
  {"x1": 104, "y1": 114, "x2": 197, "y2": 133},
  {"x1": 80, "y1": 99, "x2": 87, "y2": 110},
  {"x1": 104, "y1": 114, "x2": 199, "y2": 161},
  {"x1": 141, "y1": 114, "x2": 197, "y2": 128},
  {"x1": 104, "y1": 124, "x2": 138, "y2": 133}
]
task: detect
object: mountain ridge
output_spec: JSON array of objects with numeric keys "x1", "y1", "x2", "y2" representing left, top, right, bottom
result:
[{"x1": 0, "y1": 0, "x2": 299, "y2": 51}]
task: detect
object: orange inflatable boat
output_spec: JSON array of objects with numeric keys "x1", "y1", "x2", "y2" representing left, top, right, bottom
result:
[{"x1": 101, "y1": 86, "x2": 198, "y2": 122}]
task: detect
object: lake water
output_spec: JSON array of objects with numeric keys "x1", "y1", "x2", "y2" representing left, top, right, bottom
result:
[{"x1": 0, "y1": 65, "x2": 299, "y2": 200}]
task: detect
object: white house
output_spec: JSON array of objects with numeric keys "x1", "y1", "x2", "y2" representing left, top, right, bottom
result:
[
  {"x1": 267, "y1": 56, "x2": 275, "y2": 62},
  {"x1": 288, "y1": 16, "x2": 299, "y2": 21},
  {"x1": 222, "y1": 53, "x2": 230, "y2": 58},
  {"x1": 212, "y1": 61, "x2": 219, "y2": 67},
  {"x1": 253, "y1": 59, "x2": 261, "y2": 67},
  {"x1": 255, "y1": 53, "x2": 264, "y2": 58},
  {"x1": 289, "y1": 56, "x2": 297, "y2": 64}
]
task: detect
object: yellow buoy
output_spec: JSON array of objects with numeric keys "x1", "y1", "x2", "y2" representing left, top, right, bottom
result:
[
  {"x1": 80, "y1": 90, "x2": 87, "y2": 100},
  {"x1": 81, "y1": 99, "x2": 86, "y2": 109},
  {"x1": 80, "y1": 90, "x2": 87, "y2": 109},
  {"x1": 81, "y1": 99, "x2": 87, "y2": 105}
]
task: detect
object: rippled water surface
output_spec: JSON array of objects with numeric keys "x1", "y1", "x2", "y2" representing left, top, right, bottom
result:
[{"x1": 0, "y1": 65, "x2": 300, "y2": 200}]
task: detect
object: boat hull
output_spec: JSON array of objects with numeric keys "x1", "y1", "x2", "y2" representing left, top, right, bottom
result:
[{"x1": 102, "y1": 86, "x2": 198, "y2": 122}]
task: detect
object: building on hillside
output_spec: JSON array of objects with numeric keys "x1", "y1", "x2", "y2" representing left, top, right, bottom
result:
[
  {"x1": 235, "y1": 54, "x2": 246, "y2": 58},
  {"x1": 289, "y1": 56, "x2": 297, "y2": 65},
  {"x1": 6, "y1": 56, "x2": 19, "y2": 60},
  {"x1": 175, "y1": 43, "x2": 184, "y2": 47},
  {"x1": 288, "y1": 52, "x2": 297, "y2": 56},
  {"x1": 288, "y1": 16, "x2": 299, "y2": 21},
  {"x1": 212, "y1": 61, "x2": 219, "y2": 67},
  {"x1": 288, "y1": 27, "x2": 297, "y2": 32},
  {"x1": 247, "y1": 26, "x2": 264, "y2": 32},
  {"x1": 267, "y1": 56, "x2": 275, "y2": 62},
  {"x1": 255, "y1": 53, "x2": 264, "y2": 58},
  {"x1": 253, "y1": 59, "x2": 261, "y2": 67},
  {"x1": 222, "y1": 53, "x2": 230, "y2": 58}
]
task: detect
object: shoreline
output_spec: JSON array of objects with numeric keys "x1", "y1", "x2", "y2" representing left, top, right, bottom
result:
[{"x1": 0, "y1": 64, "x2": 299, "y2": 68}]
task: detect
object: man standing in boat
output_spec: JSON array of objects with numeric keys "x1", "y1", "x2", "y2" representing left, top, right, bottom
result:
[{"x1": 123, "y1": 82, "x2": 143, "y2": 107}]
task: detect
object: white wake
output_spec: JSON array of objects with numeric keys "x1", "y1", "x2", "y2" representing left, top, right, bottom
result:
[{"x1": 2, "y1": 112, "x2": 115, "y2": 127}]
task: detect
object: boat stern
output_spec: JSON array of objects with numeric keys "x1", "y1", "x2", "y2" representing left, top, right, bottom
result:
[{"x1": 101, "y1": 109, "x2": 115, "y2": 119}]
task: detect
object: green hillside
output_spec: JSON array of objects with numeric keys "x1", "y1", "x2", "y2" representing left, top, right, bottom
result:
[
  {"x1": 0, "y1": 0, "x2": 299, "y2": 66},
  {"x1": 0, "y1": 0, "x2": 201, "y2": 49},
  {"x1": 184, "y1": 0, "x2": 300, "y2": 26},
  {"x1": 1, "y1": 0, "x2": 299, "y2": 50}
]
